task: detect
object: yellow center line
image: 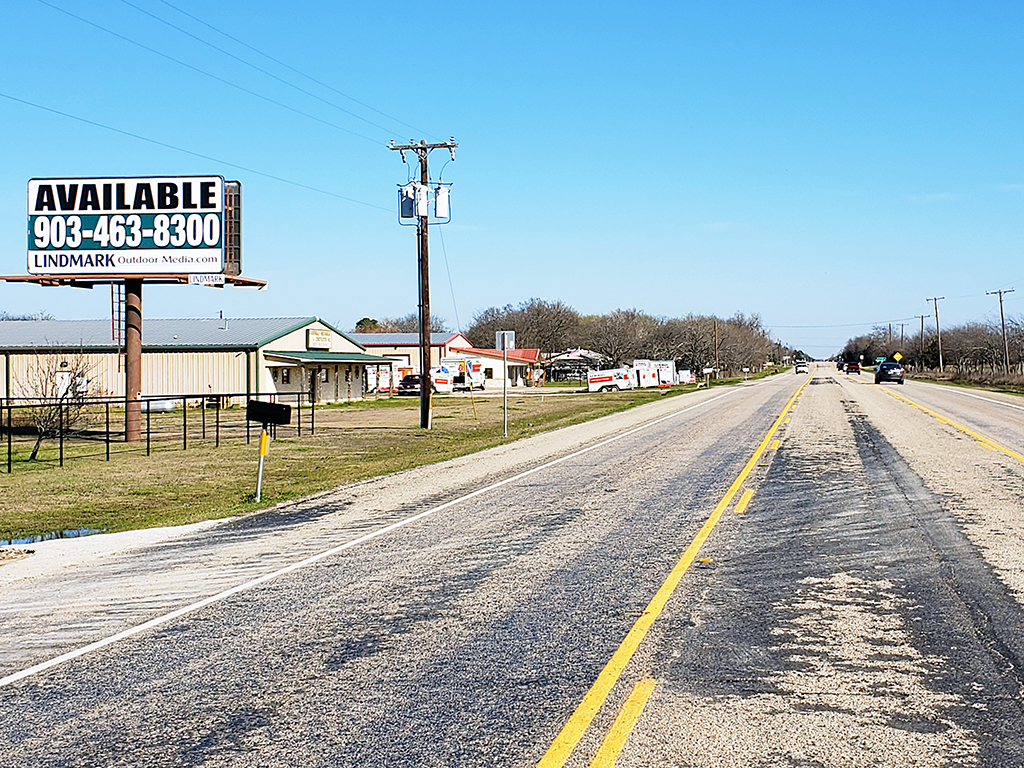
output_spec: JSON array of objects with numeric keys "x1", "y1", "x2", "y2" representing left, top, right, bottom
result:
[
  {"x1": 536, "y1": 375, "x2": 813, "y2": 768},
  {"x1": 770, "y1": 439, "x2": 780, "y2": 450},
  {"x1": 882, "y1": 389, "x2": 1024, "y2": 463},
  {"x1": 734, "y1": 488, "x2": 755, "y2": 514},
  {"x1": 588, "y1": 679, "x2": 657, "y2": 768}
]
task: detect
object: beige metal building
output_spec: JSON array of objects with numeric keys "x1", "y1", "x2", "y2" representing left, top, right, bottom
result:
[{"x1": 0, "y1": 317, "x2": 394, "y2": 404}]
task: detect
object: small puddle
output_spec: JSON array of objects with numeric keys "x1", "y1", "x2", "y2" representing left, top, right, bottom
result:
[{"x1": 1, "y1": 527, "x2": 108, "y2": 547}]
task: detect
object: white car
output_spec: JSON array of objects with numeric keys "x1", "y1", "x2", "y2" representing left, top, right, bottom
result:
[{"x1": 794, "y1": 362, "x2": 809, "y2": 374}]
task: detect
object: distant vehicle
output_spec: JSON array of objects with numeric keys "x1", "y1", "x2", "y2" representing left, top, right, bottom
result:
[
  {"x1": 396, "y1": 374, "x2": 428, "y2": 396},
  {"x1": 441, "y1": 357, "x2": 486, "y2": 391},
  {"x1": 837, "y1": 361, "x2": 846, "y2": 371},
  {"x1": 874, "y1": 361, "x2": 905, "y2": 385},
  {"x1": 430, "y1": 366, "x2": 454, "y2": 394},
  {"x1": 846, "y1": 362, "x2": 861, "y2": 375},
  {"x1": 795, "y1": 361, "x2": 809, "y2": 374}
]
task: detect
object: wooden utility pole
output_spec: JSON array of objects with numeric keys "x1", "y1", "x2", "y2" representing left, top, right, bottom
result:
[
  {"x1": 713, "y1": 318, "x2": 720, "y2": 377},
  {"x1": 917, "y1": 315, "x2": 926, "y2": 367},
  {"x1": 389, "y1": 139, "x2": 458, "y2": 429},
  {"x1": 926, "y1": 297, "x2": 945, "y2": 372},
  {"x1": 988, "y1": 288, "x2": 1015, "y2": 374}
]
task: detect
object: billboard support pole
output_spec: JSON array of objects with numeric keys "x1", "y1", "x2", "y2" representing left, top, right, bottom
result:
[{"x1": 125, "y1": 279, "x2": 143, "y2": 442}]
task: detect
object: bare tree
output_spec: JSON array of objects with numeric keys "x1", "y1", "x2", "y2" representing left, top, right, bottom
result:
[
  {"x1": 578, "y1": 309, "x2": 659, "y2": 365},
  {"x1": 466, "y1": 299, "x2": 581, "y2": 351},
  {"x1": 374, "y1": 313, "x2": 449, "y2": 334},
  {"x1": 16, "y1": 352, "x2": 95, "y2": 461},
  {"x1": 466, "y1": 304, "x2": 516, "y2": 348}
]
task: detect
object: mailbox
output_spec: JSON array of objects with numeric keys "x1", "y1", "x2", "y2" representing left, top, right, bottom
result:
[{"x1": 246, "y1": 399, "x2": 292, "y2": 425}]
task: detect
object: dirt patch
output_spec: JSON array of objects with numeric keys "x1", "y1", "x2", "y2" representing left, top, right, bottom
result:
[{"x1": 0, "y1": 548, "x2": 34, "y2": 565}]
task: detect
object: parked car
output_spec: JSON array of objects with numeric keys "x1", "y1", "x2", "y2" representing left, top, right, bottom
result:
[
  {"x1": 846, "y1": 362, "x2": 861, "y2": 375},
  {"x1": 794, "y1": 361, "x2": 809, "y2": 374},
  {"x1": 874, "y1": 361, "x2": 905, "y2": 385},
  {"x1": 396, "y1": 374, "x2": 427, "y2": 396}
]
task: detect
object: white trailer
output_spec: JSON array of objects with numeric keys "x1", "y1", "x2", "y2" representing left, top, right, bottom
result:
[
  {"x1": 588, "y1": 368, "x2": 634, "y2": 392},
  {"x1": 631, "y1": 360, "x2": 661, "y2": 389},
  {"x1": 654, "y1": 360, "x2": 676, "y2": 386}
]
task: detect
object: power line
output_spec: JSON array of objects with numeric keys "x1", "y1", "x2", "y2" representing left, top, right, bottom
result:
[
  {"x1": 117, "y1": 0, "x2": 401, "y2": 138},
  {"x1": 0, "y1": 92, "x2": 391, "y2": 212},
  {"x1": 155, "y1": 0, "x2": 434, "y2": 140},
  {"x1": 770, "y1": 316, "x2": 920, "y2": 329},
  {"x1": 34, "y1": 0, "x2": 381, "y2": 144},
  {"x1": 438, "y1": 226, "x2": 462, "y2": 334}
]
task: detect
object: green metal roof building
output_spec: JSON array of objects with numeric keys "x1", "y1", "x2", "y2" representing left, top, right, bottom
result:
[{"x1": 0, "y1": 316, "x2": 396, "y2": 403}]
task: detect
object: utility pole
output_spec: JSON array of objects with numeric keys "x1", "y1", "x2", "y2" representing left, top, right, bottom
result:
[
  {"x1": 389, "y1": 139, "x2": 458, "y2": 429},
  {"x1": 926, "y1": 297, "x2": 945, "y2": 373},
  {"x1": 987, "y1": 288, "x2": 1015, "y2": 374},
  {"x1": 713, "y1": 318, "x2": 720, "y2": 378},
  {"x1": 916, "y1": 315, "x2": 926, "y2": 368}
]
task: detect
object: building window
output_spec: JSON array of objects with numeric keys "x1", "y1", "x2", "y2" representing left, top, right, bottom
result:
[
  {"x1": 484, "y1": 368, "x2": 493, "y2": 379},
  {"x1": 320, "y1": 368, "x2": 329, "y2": 383},
  {"x1": 281, "y1": 368, "x2": 291, "y2": 384}
]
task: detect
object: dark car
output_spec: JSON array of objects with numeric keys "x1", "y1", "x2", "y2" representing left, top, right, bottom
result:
[
  {"x1": 396, "y1": 374, "x2": 424, "y2": 396},
  {"x1": 874, "y1": 361, "x2": 905, "y2": 384},
  {"x1": 846, "y1": 362, "x2": 861, "y2": 375}
]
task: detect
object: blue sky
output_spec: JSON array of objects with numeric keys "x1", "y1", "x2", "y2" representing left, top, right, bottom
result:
[{"x1": 1, "y1": 0, "x2": 1021, "y2": 357}]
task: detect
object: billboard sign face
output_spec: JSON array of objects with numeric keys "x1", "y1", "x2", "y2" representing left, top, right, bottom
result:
[{"x1": 27, "y1": 176, "x2": 225, "y2": 275}]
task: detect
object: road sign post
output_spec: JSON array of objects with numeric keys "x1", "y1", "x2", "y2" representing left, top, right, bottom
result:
[
  {"x1": 497, "y1": 331, "x2": 515, "y2": 438},
  {"x1": 246, "y1": 400, "x2": 292, "y2": 502}
]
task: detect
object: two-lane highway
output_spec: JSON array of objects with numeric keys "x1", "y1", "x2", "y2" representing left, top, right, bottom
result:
[{"x1": 3, "y1": 369, "x2": 1024, "y2": 766}]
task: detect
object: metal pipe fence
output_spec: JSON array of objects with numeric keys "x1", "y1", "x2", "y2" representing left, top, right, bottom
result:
[{"x1": 0, "y1": 391, "x2": 314, "y2": 473}]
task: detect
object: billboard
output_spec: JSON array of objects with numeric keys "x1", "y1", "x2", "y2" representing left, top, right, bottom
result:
[{"x1": 27, "y1": 176, "x2": 227, "y2": 275}]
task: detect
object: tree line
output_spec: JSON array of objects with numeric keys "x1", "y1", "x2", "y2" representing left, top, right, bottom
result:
[
  {"x1": 355, "y1": 299, "x2": 795, "y2": 374},
  {"x1": 840, "y1": 316, "x2": 1024, "y2": 375}
]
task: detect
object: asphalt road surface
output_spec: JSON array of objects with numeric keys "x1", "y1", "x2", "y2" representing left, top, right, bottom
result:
[{"x1": 3, "y1": 367, "x2": 1024, "y2": 767}]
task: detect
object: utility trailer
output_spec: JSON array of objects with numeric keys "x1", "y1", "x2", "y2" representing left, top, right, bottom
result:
[{"x1": 587, "y1": 368, "x2": 635, "y2": 392}]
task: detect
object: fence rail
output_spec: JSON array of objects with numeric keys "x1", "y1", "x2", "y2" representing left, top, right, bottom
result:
[{"x1": 1, "y1": 391, "x2": 316, "y2": 473}]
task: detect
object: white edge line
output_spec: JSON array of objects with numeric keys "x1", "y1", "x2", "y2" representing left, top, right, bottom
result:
[
  {"x1": 931, "y1": 387, "x2": 1024, "y2": 413},
  {"x1": 0, "y1": 390, "x2": 740, "y2": 689}
]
